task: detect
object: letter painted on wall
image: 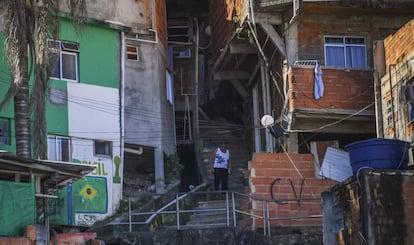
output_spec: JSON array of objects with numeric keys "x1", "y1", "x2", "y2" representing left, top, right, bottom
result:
[{"x1": 113, "y1": 156, "x2": 121, "y2": 183}]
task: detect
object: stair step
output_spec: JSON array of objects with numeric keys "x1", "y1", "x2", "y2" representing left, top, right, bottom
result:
[
  {"x1": 162, "y1": 223, "x2": 234, "y2": 230},
  {"x1": 197, "y1": 200, "x2": 229, "y2": 208},
  {"x1": 187, "y1": 214, "x2": 233, "y2": 225}
]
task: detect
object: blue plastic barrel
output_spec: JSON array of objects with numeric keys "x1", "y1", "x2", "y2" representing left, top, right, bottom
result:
[{"x1": 344, "y1": 138, "x2": 410, "y2": 174}]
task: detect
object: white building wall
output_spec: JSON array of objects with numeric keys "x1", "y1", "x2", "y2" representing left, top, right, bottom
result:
[{"x1": 67, "y1": 82, "x2": 122, "y2": 224}]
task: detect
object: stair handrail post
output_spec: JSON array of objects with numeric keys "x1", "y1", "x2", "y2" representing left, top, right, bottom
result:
[
  {"x1": 232, "y1": 192, "x2": 237, "y2": 227},
  {"x1": 267, "y1": 201, "x2": 271, "y2": 236},
  {"x1": 226, "y1": 191, "x2": 230, "y2": 227},
  {"x1": 128, "y1": 197, "x2": 132, "y2": 232},
  {"x1": 176, "y1": 193, "x2": 180, "y2": 230},
  {"x1": 262, "y1": 200, "x2": 266, "y2": 235}
]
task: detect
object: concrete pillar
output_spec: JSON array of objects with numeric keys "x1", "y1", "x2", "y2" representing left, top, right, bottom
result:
[
  {"x1": 155, "y1": 147, "x2": 165, "y2": 193},
  {"x1": 287, "y1": 132, "x2": 298, "y2": 153},
  {"x1": 285, "y1": 22, "x2": 298, "y2": 66},
  {"x1": 253, "y1": 84, "x2": 261, "y2": 152}
]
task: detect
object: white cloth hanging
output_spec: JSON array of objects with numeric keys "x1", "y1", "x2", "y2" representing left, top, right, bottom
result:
[{"x1": 314, "y1": 61, "x2": 324, "y2": 100}]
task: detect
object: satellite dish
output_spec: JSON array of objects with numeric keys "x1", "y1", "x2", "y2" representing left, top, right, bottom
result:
[{"x1": 260, "y1": 115, "x2": 274, "y2": 128}]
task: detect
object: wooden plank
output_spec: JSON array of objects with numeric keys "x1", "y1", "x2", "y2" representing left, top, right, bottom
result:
[
  {"x1": 247, "y1": 63, "x2": 260, "y2": 87},
  {"x1": 213, "y1": 70, "x2": 249, "y2": 80},
  {"x1": 230, "y1": 42, "x2": 256, "y2": 54},
  {"x1": 230, "y1": 80, "x2": 249, "y2": 99},
  {"x1": 255, "y1": 12, "x2": 282, "y2": 25},
  {"x1": 213, "y1": 32, "x2": 237, "y2": 72},
  {"x1": 257, "y1": 21, "x2": 286, "y2": 57}
]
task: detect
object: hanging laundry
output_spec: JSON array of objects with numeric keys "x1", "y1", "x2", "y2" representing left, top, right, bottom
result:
[
  {"x1": 225, "y1": 0, "x2": 235, "y2": 21},
  {"x1": 314, "y1": 61, "x2": 324, "y2": 100}
]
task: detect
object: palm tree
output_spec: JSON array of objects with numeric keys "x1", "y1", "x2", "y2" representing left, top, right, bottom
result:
[{"x1": 0, "y1": 0, "x2": 85, "y2": 159}]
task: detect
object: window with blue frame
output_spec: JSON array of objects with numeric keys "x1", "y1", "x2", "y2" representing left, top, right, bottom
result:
[
  {"x1": 324, "y1": 36, "x2": 367, "y2": 69},
  {"x1": 49, "y1": 40, "x2": 79, "y2": 82}
]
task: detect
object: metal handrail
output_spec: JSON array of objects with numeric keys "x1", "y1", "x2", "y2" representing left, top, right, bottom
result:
[
  {"x1": 123, "y1": 185, "x2": 234, "y2": 231},
  {"x1": 120, "y1": 186, "x2": 323, "y2": 236},
  {"x1": 232, "y1": 192, "x2": 269, "y2": 235},
  {"x1": 232, "y1": 192, "x2": 323, "y2": 236}
]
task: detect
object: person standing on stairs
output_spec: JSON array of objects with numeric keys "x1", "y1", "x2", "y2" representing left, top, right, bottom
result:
[{"x1": 210, "y1": 142, "x2": 232, "y2": 191}]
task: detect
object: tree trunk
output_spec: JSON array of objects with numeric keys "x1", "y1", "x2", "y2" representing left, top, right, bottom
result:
[{"x1": 14, "y1": 78, "x2": 31, "y2": 158}]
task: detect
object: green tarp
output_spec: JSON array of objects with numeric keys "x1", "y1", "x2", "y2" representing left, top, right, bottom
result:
[{"x1": 0, "y1": 180, "x2": 35, "y2": 236}]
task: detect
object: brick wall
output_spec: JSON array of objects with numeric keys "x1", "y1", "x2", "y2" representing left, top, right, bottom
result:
[
  {"x1": 209, "y1": 0, "x2": 234, "y2": 59},
  {"x1": 384, "y1": 19, "x2": 414, "y2": 66},
  {"x1": 154, "y1": 0, "x2": 167, "y2": 49},
  {"x1": 297, "y1": 12, "x2": 412, "y2": 66},
  {"x1": 380, "y1": 18, "x2": 414, "y2": 141},
  {"x1": 288, "y1": 67, "x2": 374, "y2": 112},
  {"x1": 248, "y1": 153, "x2": 337, "y2": 227}
]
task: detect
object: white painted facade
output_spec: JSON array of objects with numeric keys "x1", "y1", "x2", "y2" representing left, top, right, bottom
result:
[{"x1": 67, "y1": 82, "x2": 122, "y2": 225}]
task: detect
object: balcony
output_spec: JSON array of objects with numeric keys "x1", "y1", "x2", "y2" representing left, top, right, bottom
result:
[{"x1": 286, "y1": 65, "x2": 376, "y2": 134}]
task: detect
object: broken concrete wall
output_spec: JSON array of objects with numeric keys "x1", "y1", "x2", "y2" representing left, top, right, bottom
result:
[
  {"x1": 323, "y1": 169, "x2": 414, "y2": 244},
  {"x1": 0, "y1": 225, "x2": 101, "y2": 245},
  {"x1": 59, "y1": 0, "x2": 148, "y2": 31}
]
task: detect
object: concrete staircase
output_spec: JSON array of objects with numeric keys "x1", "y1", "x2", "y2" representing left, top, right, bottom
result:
[
  {"x1": 180, "y1": 120, "x2": 251, "y2": 228},
  {"x1": 199, "y1": 120, "x2": 251, "y2": 193},
  {"x1": 184, "y1": 199, "x2": 233, "y2": 228}
]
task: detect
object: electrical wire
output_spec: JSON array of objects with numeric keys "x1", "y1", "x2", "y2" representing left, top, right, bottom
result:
[{"x1": 288, "y1": 102, "x2": 375, "y2": 133}]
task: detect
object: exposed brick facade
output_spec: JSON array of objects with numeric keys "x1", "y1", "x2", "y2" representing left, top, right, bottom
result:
[
  {"x1": 154, "y1": 0, "x2": 167, "y2": 49},
  {"x1": 380, "y1": 19, "x2": 414, "y2": 141},
  {"x1": 248, "y1": 153, "x2": 338, "y2": 228},
  {"x1": 384, "y1": 19, "x2": 414, "y2": 66},
  {"x1": 288, "y1": 67, "x2": 374, "y2": 112},
  {"x1": 297, "y1": 10, "x2": 412, "y2": 66},
  {"x1": 209, "y1": 0, "x2": 234, "y2": 59}
]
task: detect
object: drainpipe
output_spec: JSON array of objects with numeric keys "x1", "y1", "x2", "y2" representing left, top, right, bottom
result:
[
  {"x1": 120, "y1": 31, "x2": 126, "y2": 199},
  {"x1": 373, "y1": 40, "x2": 385, "y2": 138},
  {"x1": 194, "y1": 18, "x2": 200, "y2": 140},
  {"x1": 389, "y1": 64, "x2": 397, "y2": 139},
  {"x1": 193, "y1": 18, "x2": 207, "y2": 183}
]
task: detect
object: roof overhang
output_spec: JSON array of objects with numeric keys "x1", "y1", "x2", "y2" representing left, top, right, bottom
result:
[
  {"x1": 288, "y1": 108, "x2": 376, "y2": 134},
  {"x1": 0, "y1": 152, "x2": 95, "y2": 188}
]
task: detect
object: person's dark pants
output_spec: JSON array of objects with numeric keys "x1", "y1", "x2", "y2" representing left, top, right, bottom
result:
[{"x1": 214, "y1": 168, "x2": 228, "y2": 191}]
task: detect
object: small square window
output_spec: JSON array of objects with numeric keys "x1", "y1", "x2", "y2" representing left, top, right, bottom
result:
[
  {"x1": 126, "y1": 45, "x2": 139, "y2": 61},
  {"x1": 47, "y1": 135, "x2": 71, "y2": 161},
  {"x1": 0, "y1": 118, "x2": 10, "y2": 145},
  {"x1": 95, "y1": 140, "x2": 112, "y2": 156}
]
